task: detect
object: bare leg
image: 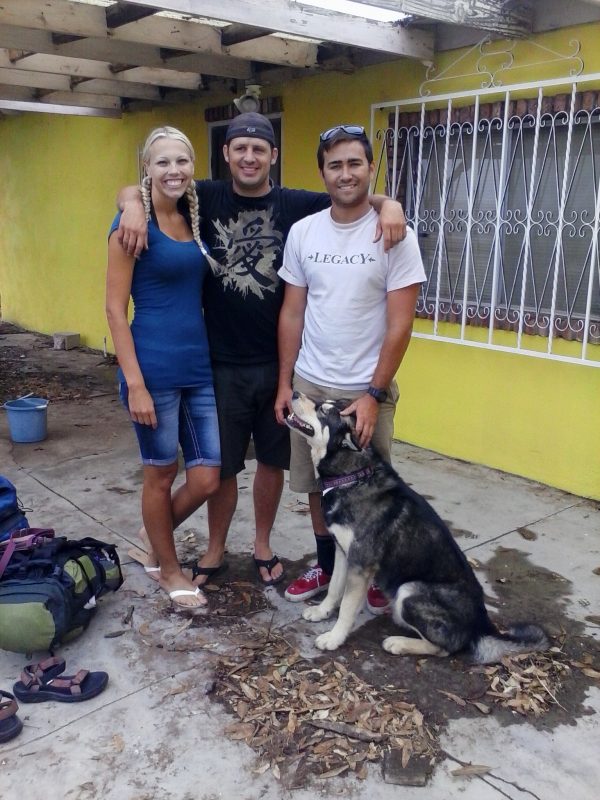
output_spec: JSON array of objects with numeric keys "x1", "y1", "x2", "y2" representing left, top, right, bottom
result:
[
  {"x1": 136, "y1": 465, "x2": 219, "y2": 577},
  {"x1": 253, "y1": 462, "x2": 284, "y2": 582},
  {"x1": 172, "y1": 466, "x2": 219, "y2": 525},
  {"x1": 141, "y1": 464, "x2": 206, "y2": 608},
  {"x1": 202, "y1": 475, "x2": 238, "y2": 575}
]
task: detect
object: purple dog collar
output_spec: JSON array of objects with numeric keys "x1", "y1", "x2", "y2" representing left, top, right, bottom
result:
[{"x1": 321, "y1": 467, "x2": 373, "y2": 493}]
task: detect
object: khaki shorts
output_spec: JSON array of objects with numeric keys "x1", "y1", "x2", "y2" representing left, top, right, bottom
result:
[{"x1": 289, "y1": 374, "x2": 399, "y2": 494}]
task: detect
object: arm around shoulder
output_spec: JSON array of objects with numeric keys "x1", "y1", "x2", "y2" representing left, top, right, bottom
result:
[
  {"x1": 115, "y1": 184, "x2": 148, "y2": 258},
  {"x1": 369, "y1": 195, "x2": 407, "y2": 251}
]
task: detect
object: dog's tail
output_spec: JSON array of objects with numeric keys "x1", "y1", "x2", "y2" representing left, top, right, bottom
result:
[{"x1": 472, "y1": 623, "x2": 549, "y2": 665}]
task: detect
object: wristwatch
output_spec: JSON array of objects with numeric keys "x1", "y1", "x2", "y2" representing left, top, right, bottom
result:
[{"x1": 366, "y1": 385, "x2": 387, "y2": 403}]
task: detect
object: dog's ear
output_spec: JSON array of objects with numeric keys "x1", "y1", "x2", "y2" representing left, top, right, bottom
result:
[
  {"x1": 341, "y1": 430, "x2": 361, "y2": 451},
  {"x1": 323, "y1": 400, "x2": 362, "y2": 452},
  {"x1": 333, "y1": 399, "x2": 350, "y2": 414},
  {"x1": 338, "y1": 409, "x2": 361, "y2": 451}
]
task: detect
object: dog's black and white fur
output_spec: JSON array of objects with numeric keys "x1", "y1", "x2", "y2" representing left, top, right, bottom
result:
[{"x1": 286, "y1": 392, "x2": 549, "y2": 663}]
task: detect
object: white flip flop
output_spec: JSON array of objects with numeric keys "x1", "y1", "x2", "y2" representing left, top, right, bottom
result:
[
  {"x1": 128, "y1": 547, "x2": 160, "y2": 581},
  {"x1": 168, "y1": 587, "x2": 207, "y2": 612}
]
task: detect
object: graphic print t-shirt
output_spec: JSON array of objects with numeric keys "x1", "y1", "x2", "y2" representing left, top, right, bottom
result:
[{"x1": 194, "y1": 180, "x2": 330, "y2": 364}]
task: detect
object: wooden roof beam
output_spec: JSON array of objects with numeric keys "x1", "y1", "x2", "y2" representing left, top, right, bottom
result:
[
  {"x1": 354, "y1": 1, "x2": 532, "y2": 39},
  {"x1": 0, "y1": 2, "x2": 222, "y2": 54},
  {"x1": 226, "y1": 36, "x2": 318, "y2": 69},
  {"x1": 0, "y1": 4, "x2": 320, "y2": 72},
  {"x1": 126, "y1": 0, "x2": 434, "y2": 60},
  {"x1": 0, "y1": 25, "x2": 252, "y2": 80}
]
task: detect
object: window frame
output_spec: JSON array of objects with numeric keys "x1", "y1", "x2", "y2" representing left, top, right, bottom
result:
[{"x1": 371, "y1": 82, "x2": 600, "y2": 367}]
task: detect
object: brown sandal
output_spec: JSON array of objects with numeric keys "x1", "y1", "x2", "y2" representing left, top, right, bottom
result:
[
  {"x1": 13, "y1": 658, "x2": 108, "y2": 703},
  {"x1": 0, "y1": 690, "x2": 23, "y2": 743}
]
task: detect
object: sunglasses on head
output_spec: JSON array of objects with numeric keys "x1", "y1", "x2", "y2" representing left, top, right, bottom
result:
[{"x1": 319, "y1": 124, "x2": 366, "y2": 142}]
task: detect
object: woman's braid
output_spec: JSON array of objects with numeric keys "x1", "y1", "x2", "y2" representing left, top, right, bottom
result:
[
  {"x1": 185, "y1": 182, "x2": 202, "y2": 249},
  {"x1": 141, "y1": 175, "x2": 152, "y2": 221},
  {"x1": 184, "y1": 181, "x2": 219, "y2": 268}
]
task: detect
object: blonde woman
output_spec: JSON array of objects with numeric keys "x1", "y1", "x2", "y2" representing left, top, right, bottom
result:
[{"x1": 106, "y1": 126, "x2": 220, "y2": 611}]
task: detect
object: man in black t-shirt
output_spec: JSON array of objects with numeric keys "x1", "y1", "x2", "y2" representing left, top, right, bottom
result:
[{"x1": 117, "y1": 113, "x2": 406, "y2": 590}]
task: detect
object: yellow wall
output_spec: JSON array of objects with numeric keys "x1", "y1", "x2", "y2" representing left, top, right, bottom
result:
[
  {"x1": 1, "y1": 22, "x2": 599, "y2": 500},
  {"x1": 0, "y1": 105, "x2": 210, "y2": 348},
  {"x1": 396, "y1": 334, "x2": 600, "y2": 500}
]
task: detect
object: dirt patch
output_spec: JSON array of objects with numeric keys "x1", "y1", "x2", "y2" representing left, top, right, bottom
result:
[
  {"x1": 0, "y1": 321, "x2": 117, "y2": 404},
  {"x1": 333, "y1": 548, "x2": 600, "y2": 732},
  {"x1": 210, "y1": 616, "x2": 599, "y2": 790},
  {"x1": 200, "y1": 549, "x2": 600, "y2": 789},
  {"x1": 215, "y1": 634, "x2": 438, "y2": 788}
]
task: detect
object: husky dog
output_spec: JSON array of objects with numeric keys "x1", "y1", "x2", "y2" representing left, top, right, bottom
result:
[{"x1": 286, "y1": 392, "x2": 549, "y2": 663}]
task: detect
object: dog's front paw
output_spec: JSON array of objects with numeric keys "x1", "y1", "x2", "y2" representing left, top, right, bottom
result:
[
  {"x1": 315, "y1": 629, "x2": 346, "y2": 651},
  {"x1": 303, "y1": 604, "x2": 333, "y2": 622}
]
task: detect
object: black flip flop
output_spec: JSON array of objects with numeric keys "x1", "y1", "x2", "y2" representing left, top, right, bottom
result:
[
  {"x1": 254, "y1": 554, "x2": 285, "y2": 586},
  {"x1": 190, "y1": 561, "x2": 228, "y2": 582},
  {"x1": 13, "y1": 666, "x2": 108, "y2": 704},
  {"x1": 0, "y1": 691, "x2": 22, "y2": 744}
]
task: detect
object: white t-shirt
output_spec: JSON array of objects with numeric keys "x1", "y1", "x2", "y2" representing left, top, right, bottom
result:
[{"x1": 278, "y1": 207, "x2": 426, "y2": 390}]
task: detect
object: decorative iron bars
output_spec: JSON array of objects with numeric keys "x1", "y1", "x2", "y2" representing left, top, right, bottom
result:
[{"x1": 372, "y1": 82, "x2": 600, "y2": 366}]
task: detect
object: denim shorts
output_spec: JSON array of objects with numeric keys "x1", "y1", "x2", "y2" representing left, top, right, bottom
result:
[
  {"x1": 119, "y1": 383, "x2": 221, "y2": 468},
  {"x1": 211, "y1": 361, "x2": 290, "y2": 480}
]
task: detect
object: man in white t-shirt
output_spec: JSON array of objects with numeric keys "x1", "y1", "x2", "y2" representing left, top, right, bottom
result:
[{"x1": 274, "y1": 124, "x2": 426, "y2": 612}]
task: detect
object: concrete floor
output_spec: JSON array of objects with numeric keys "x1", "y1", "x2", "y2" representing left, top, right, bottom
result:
[{"x1": 1, "y1": 361, "x2": 599, "y2": 800}]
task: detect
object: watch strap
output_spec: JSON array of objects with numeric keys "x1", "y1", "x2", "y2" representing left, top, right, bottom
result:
[{"x1": 367, "y1": 385, "x2": 387, "y2": 403}]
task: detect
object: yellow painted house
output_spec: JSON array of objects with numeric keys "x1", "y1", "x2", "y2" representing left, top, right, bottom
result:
[{"x1": 1, "y1": 9, "x2": 599, "y2": 501}]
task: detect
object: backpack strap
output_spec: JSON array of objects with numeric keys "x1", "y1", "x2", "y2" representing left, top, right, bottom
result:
[
  {"x1": 0, "y1": 532, "x2": 59, "y2": 579},
  {"x1": 0, "y1": 540, "x2": 16, "y2": 579}
]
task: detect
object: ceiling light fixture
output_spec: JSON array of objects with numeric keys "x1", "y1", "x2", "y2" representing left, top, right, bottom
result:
[{"x1": 233, "y1": 84, "x2": 262, "y2": 114}]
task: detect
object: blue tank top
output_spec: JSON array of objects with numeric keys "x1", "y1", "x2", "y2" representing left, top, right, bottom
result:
[{"x1": 110, "y1": 213, "x2": 213, "y2": 390}]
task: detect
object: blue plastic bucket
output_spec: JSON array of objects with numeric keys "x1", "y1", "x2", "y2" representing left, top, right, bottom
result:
[{"x1": 3, "y1": 396, "x2": 49, "y2": 443}]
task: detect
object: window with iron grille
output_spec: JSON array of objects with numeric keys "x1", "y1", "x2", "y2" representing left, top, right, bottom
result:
[{"x1": 374, "y1": 86, "x2": 600, "y2": 365}]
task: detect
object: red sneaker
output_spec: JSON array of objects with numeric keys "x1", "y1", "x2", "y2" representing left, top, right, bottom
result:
[
  {"x1": 284, "y1": 566, "x2": 331, "y2": 602},
  {"x1": 366, "y1": 583, "x2": 391, "y2": 615}
]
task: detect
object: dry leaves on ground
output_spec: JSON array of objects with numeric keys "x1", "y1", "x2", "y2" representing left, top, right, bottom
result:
[
  {"x1": 215, "y1": 634, "x2": 438, "y2": 786},
  {"x1": 449, "y1": 641, "x2": 600, "y2": 717},
  {"x1": 478, "y1": 648, "x2": 572, "y2": 715}
]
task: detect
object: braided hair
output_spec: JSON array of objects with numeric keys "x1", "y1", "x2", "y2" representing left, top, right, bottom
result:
[{"x1": 141, "y1": 126, "x2": 212, "y2": 261}]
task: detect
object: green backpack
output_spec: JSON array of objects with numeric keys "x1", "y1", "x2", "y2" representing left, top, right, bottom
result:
[{"x1": 0, "y1": 529, "x2": 123, "y2": 654}]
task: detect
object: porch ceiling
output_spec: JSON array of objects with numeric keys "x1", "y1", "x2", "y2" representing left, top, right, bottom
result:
[{"x1": 0, "y1": 0, "x2": 568, "y2": 119}]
